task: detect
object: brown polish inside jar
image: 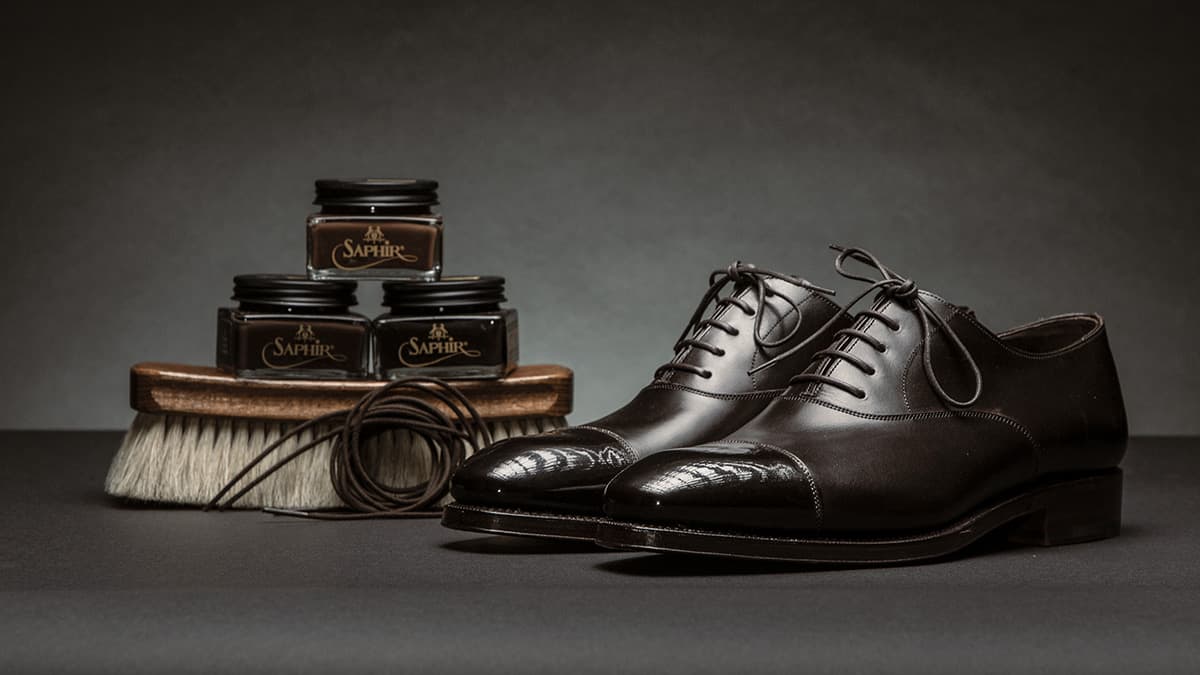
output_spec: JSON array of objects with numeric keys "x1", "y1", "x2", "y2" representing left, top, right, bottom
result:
[
  {"x1": 306, "y1": 178, "x2": 444, "y2": 281},
  {"x1": 217, "y1": 274, "x2": 372, "y2": 379},
  {"x1": 375, "y1": 276, "x2": 518, "y2": 380}
]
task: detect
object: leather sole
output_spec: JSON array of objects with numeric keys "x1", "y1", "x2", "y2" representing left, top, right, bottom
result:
[
  {"x1": 442, "y1": 502, "x2": 605, "y2": 542},
  {"x1": 595, "y1": 469, "x2": 1122, "y2": 564}
]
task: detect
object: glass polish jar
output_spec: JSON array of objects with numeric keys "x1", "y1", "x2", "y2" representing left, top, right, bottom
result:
[
  {"x1": 306, "y1": 178, "x2": 443, "y2": 281},
  {"x1": 217, "y1": 274, "x2": 372, "y2": 379},
  {"x1": 374, "y1": 276, "x2": 518, "y2": 380}
]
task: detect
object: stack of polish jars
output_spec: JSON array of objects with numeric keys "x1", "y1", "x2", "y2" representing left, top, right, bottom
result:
[{"x1": 216, "y1": 179, "x2": 518, "y2": 381}]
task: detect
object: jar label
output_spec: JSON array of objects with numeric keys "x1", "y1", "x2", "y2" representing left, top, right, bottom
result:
[
  {"x1": 261, "y1": 323, "x2": 351, "y2": 369},
  {"x1": 332, "y1": 225, "x2": 417, "y2": 270},
  {"x1": 377, "y1": 316, "x2": 514, "y2": 373},
  {"x1": 397, "y1": 322, "x2": 483, "y2": 367},
  {"x1": 308, "y1": 219, "x2": 440, "y2": 272},
  {"x1": 218, "y1": 314, "x2": 368, "y2": 374}
]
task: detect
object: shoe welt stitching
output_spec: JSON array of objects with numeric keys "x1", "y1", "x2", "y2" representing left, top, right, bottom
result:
[
  {"x1": 574, "y1": 425, "x2": 639, "y2": 463},
  {"x1": 452, "y1": 503, "x2": 604, "y2": 523}
]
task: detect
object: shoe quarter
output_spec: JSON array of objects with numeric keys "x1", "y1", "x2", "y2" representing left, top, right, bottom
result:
[{"x1": 901, "y1": 308, "x2": 1128, "y2": 474}]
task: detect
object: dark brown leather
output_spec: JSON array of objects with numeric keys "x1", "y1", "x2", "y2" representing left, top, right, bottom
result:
[
  {"x1": 605, "y1": 257, "x2": 1128, "y2": 534},
  {"x1": 450, "y1": 267, "x2": 851, "y2": 515}
]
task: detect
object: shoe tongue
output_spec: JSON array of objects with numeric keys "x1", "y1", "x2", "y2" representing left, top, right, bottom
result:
[{"x1": 913, "y1": 289, "x2": 956, "y2": 315}]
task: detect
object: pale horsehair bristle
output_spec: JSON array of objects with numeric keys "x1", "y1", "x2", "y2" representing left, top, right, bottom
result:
[{"x1": 105, "y1": 412, "x2": 567, "y2": 509}]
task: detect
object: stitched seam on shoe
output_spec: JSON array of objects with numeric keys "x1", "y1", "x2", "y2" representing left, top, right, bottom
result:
[
  {"x1": 749, "y1": 289, "x2": 801, "y2": 390},
  {"x1": 901, "y1": 338, "x2": 921, "y2": 413},
  {"x1": 604, "y1": 483, "x2": 1028, "y2": 542},
  {"x1": 778, "y1": 397, "x2": 1042, "y2": 452},
  {"x1": 807, "y1": 291, "x2": 844, "y2": 315},
  {"x1": 921, "y1": 291, "x2": 1105, "y2": 360},
  {"x1": 575, "y1": 425, "x2": 638, "y2": 462},
  {"x1": 643, "y1": 383, "x2": 785, "y2": 401},
  {"x1": 451, "y1": 503, "x2": 605, "y2": 523},
  {"x1": 661, "y1": 285, "x2": 753, "y2": 384},
  {"x1": 752, "y1": 442, "x2": 824, "y2": 529},
  {"x1": 717, "y1": 439, "x2": 823, "y2": 529},
  {"x1": 995, "y1": 314, "x2": 1105, "y2": 351},
  {"x1": 802, "y1": 294, "x2": 853, "y2": 399},
  {"x1": 812, "y1": 298, "x2": 890, "y2": 398}
]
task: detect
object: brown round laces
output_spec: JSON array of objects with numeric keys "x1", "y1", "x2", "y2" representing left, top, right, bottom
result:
[
  {"x1": 655, "y1": 261, "x2": 835, "y2": 380},
  {"x1": 751, "y1": 246, "x2": 983, "y2": 408},
  {"x1": 204, "y1": 377, "x2": 492, "y2": 518}
]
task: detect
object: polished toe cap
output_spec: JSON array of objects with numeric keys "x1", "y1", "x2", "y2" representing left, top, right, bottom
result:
[
  {"x1": 603, "y1": 443, "x2": 822, "y2": 532},
  {"x1": 450, "y1": 428, "x2": 636, "y2": 515}
]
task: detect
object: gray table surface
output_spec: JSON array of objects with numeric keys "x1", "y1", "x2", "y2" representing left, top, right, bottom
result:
[{"x1": 1, "y1": 431, "x2": 1197, "y2": 674}]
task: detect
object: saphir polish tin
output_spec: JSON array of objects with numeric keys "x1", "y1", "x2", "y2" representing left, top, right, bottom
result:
[
  {"x1": 306, "y1": 178, "x2": 443, "y2": 281},
  {"x1": 374, "y1": 276, "x2": 518, "y2": 380},
  {"x1": 217, "y1": 274, "x2": 373, "y2": 379}
]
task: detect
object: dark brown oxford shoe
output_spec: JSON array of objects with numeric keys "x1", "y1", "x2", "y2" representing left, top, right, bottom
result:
[
  {"x1": 598, "y1": 247, "x2": 1128, "y2": 563},
  {"x1": 442, "y1": 263, "x2": 851, "y2": 541}
]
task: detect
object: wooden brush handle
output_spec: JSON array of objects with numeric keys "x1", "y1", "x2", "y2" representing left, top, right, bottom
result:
[{"x1": 130, "y1": 362, "x2": 573, "y2": 421}]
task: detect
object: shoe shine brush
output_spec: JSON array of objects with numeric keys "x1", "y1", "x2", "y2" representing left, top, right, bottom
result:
[{"x1": 105, "y1": 363, "x2": 570, "y2": 509}]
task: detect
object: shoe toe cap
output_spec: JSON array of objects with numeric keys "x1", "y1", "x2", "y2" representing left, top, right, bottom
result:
[
  {"x1": 603, "y1": 444, "x2": 821, "y2": 532},
  {"x1": 450, "y1": 428, "x2": 635, "y2": 514}
]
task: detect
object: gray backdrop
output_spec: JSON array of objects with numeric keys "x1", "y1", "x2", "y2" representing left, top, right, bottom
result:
[{"x1": 2, "y1": 1, "x2": 1196, "y2": 434}]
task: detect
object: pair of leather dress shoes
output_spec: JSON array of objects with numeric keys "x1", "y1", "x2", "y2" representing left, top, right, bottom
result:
[{"x1": 442, "y1": 247, "x2": 1127, "y2": 564}]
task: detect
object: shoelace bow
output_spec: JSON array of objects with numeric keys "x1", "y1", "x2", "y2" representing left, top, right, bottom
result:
[
  {"x1": 654, "y1": 261, "x2": 834, "y2": 380},
  {"x1": 750, "y1": 246, "x2": 982, "y2": 408}
]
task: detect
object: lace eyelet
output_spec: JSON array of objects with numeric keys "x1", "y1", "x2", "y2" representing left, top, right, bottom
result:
[
  {"x1": 715, "y1": 348, "x2": 727, "y2": 357},
  {"x1": 701, "y1": 370, "x2": 714, "y2": 379},
  {"x1": 730, "y1": 329, "x2": 741, "y2": 336},
  {"x1": 877, "y1": 345, "x2": 887, "y2": 354},
  {"x1": 854, "y1": 390, "x2": 868, "y2": 400},
  {"x1": 866, "y1": 367, "x2": 877, "y2": 376}
]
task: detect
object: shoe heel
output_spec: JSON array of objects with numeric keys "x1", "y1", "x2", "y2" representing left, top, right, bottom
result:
[{"x1": 1006, "y1": 470, "x2": 1122, "y2": 547}]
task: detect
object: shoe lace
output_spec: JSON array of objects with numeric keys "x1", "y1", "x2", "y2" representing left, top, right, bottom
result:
[
  {"x1": 654, "y1": 261, "x2": 834, "y2": 380},
  {"x1": 750, "y1": 246, "x2": 982, "y2": 407}
]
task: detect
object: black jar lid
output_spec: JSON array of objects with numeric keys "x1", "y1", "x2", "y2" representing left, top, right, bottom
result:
[
  {"x1": 232, "y1": 274, "x2": 358, "y2": 309},
  {"x1": 314, "y1": 178, "x2": 439, "y2": 209},
  {"x1": 382, "y1": 275, "x2": 506, "y2": 310}
]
